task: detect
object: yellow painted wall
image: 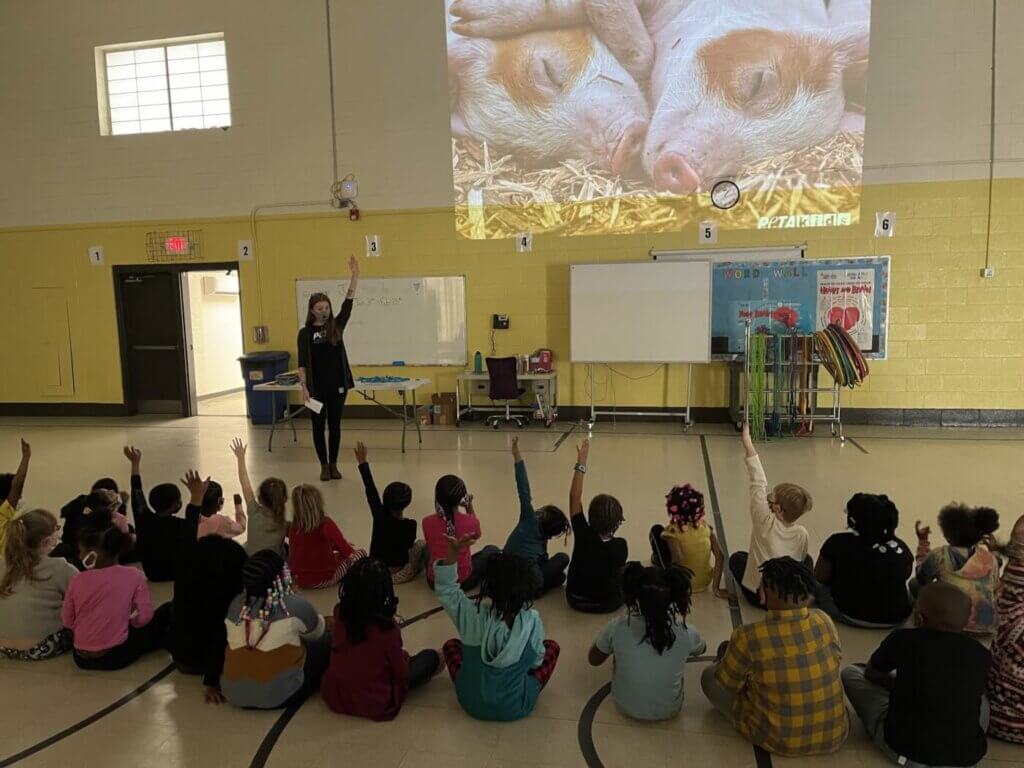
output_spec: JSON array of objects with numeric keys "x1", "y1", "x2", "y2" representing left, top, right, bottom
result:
[{"x1": 1, "y1": 177, "x2": 1022, "y2": 411}]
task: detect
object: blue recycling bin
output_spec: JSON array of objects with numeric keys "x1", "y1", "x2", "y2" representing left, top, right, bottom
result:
[{"x1": 238, "y1": 351, "x2": 291, "y2": 425}]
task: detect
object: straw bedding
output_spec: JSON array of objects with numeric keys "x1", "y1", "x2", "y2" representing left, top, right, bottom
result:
[{"x1": 453, "y1": 131, "x2": 864, "y2": 239}]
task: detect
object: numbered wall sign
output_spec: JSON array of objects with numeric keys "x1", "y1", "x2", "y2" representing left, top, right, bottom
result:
[
  {"x1": 366, "y1": 234, "x2": 381, "y2": 257},
  {"x1": 875, "y1": 212, "x2": 895, "y2": 238},
  {"x1": 698, "y1": 221, "x2": 718, "y2": 245},
  {"x1": 237, "y1": 240, "x2": 253, "y2": 261},
  {"x1": 515, "y1": 232, "x2": 533, "y2": 253},
  {"x1": 88, "y1": 245, "x2": 104, "y2": 266}
]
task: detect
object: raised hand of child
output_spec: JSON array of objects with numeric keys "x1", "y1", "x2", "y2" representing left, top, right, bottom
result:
[
  {"x1": 230, "y1": 438, "x2": 247, "y2": 460},
  {"x1": 354, "y1": 441, "x2": 368, "y2": 464},
  {"x1": 123, "y1": 445, "x2": 142, "y2": 468},
  {"x1": 741, "y1": 420, "x2": 757, "y2": 457},
  {"x1": 914, "y1": 521, "x2": 930, "y2": 541},
  {"x1": 20, "y1": 439, "x2": 30, "y2": 460},
  {"x1": 511, "y1": 436, "x2": 522, "y2": 461},
  {"x1": 444, "y1": 532, "x2": 478, "y2": 563},
  {"x1": 577, "y1": 439, "x2": 590, "y2": 465},
  {"x1": 181, "y1": 469, "x2": 211, "y2": 507}
]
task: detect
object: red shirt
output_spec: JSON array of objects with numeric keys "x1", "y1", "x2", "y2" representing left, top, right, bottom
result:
[
  {"x1": 422, "y1": 511, "x2": 481, "y2": 583},
  {"x1": 288, "y1": 518, "x2": 355, "y2": 588},
  {"x1": 321, "y1": 614, "x2": 409, "y2": 721}
]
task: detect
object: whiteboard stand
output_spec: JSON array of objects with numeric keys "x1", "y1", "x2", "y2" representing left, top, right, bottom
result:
[{"x1": 586, "y1": 364, "x2": 694, "y2": 430}]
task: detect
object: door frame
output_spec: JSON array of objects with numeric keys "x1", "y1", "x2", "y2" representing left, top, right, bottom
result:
[{"x1": 113, "y1": 261, "x2": 239, "y2": 416}]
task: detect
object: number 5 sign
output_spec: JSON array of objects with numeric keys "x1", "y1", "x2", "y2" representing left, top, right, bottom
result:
[{"x1": 698, "y1": 221, "x2": 718, "y2": 245}]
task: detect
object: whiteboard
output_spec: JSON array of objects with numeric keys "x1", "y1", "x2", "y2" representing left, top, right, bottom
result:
[
  {"x1": 652, "y1": 245, "x2": 804, "y2": 263},
  {"x1": 570, "y1": 262, "x2": 712, "y2": 363},
  {"x1": 296, "y1": 276, "x2": 467, "y2": 366}
]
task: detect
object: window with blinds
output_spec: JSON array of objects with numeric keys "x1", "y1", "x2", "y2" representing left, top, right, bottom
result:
[{"x1": 98, "y1": 35, "x2": 231, "y2": 136}]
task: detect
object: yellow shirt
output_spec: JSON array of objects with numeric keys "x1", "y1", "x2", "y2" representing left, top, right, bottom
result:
[
  {"x1": 716, "y1": 607, "x2": 849, "y2": 756},
  {"x1": 661, "y1": 522, "x2": 713, "y2": 591},
  {"x1": 0, "y1": 500, "x2": 15, "y2": 551}
]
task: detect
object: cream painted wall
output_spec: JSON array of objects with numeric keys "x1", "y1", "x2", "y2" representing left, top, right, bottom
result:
[
  {"x1": 186, "y1": 271, "x2": 244, "y2": 397},
  {"x1": 1, "y1": 0, "x2": 1022, "y2": 227}
]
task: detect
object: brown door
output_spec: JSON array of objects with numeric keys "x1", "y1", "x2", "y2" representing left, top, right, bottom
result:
[{"x1": 117, "y1": 271, "x2": 188, "y2": 414}]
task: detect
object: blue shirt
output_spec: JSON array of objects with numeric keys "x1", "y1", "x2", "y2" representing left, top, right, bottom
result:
[
  {"x1": 503, "y1": 461, "x2": 546, "y2": 562},
  {"x1": 595, "y1": 615, "x2": 705, "y2": 720}
]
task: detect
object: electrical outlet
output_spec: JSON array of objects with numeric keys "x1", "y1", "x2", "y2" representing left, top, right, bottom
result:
[
  {"x1": 981, "y1": 267, "x2": 995, "y2": 279},
  {"x1": 492, "y1": 314, "x2": 510, "y2": 330}
]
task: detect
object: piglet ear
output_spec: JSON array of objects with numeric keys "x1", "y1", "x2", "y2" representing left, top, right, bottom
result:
[{"x1": 832, "y1": 23, "x2": 869, "y2": 112}]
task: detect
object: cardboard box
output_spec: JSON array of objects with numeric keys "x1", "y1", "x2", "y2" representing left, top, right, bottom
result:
[{"x1": 431, "y1": 392, "x2": 457, "y2": 426}]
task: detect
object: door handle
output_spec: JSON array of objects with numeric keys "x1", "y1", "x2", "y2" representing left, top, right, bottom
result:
[{"x1": 132, "y1": 345, "x2": 178, "y2": 351}]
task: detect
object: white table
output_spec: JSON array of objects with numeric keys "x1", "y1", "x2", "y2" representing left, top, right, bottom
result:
[
  {"x1": 253, "y1": 378, "x2": 430, "y2": 453},
  {"x1": 454, "y1": 371, "x2": 558, "y2": 426}
]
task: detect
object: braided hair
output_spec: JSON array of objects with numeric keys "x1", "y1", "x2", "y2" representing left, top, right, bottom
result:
[
  {"x1": 475, "y1": 552, "x2": 534, "y2": 627},
  {"x1": 434, "y1": 474, "x2": 468, "y2": 536},
  {"x1": 665, "y1": 484, "x2": 705, "y2": 529},
  {"x1": 759, "y1": 556, "x2": 816, "y2": 605},
  {"x1": 622, "y1": 562, "x2": 694, "y2": 655},
  {"x1": 337, "y1": 557, "x2": 399, "y2": 643},
  {"x1": 846, "y1": 493, "x2": 900, "y2": 546},
  {"x1": 237, "y1": 550, "x2": 293, "y2": 648}
]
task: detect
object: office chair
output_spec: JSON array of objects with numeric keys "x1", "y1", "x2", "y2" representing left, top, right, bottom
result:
[{"x1": 485, "y1": 356, "x2": 527, "y2": 429}]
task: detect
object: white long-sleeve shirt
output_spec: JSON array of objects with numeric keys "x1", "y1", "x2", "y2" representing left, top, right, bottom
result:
[{"x1": 741, "y1": 454, "x2": 809, "y2": 593}]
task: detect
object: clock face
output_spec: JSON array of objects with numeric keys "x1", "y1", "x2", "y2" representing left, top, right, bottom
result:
[{"x1": 711, "y1": 180, "x2": 740, "y2": 210}]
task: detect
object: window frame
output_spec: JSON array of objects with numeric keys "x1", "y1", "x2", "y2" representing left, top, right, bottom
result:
[{"x1": 95, "y1": 32, "x2": 230, "y2": 137}]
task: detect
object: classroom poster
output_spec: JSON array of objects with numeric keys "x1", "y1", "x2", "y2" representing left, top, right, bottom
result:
[{"x1": 816, "y1": 269, "x2": 874, "y2": 349}]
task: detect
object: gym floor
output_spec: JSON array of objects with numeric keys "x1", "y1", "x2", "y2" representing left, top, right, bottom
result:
[{"x1": 0, "y1": 416, "x2": 1022, "y2": 768}]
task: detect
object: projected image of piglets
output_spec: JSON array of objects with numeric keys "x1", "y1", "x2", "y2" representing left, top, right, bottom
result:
[
  {"x1": 450, "y1": 0, "x2": 868, "y2": 193},
  {"x1": 447, "y1": 19, "x2": 650, "y2": 176}
]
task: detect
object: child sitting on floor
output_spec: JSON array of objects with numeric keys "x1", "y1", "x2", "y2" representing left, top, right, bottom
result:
[
  {"x1": 987, "y1": 511, "x2": 1024, "y2": 744},
  {"x1": 221, "y1": 550, "x2": 330, "y2": 709},
  {"x1": 166, "y1": 535, "x2": 248, "y2": 703},
  {"x1": 590, "y1": 563, "x2": 706, "y2": 720},
  {"x1": 354, "y1": 442, "x2": 425, "y2": 584},
  {"x1": 566, "y1": 440, "x2": 628, "y2": 614},
  {"x1": 322, "y1": 557, "x2": 440, "y2": 721},
  {"x1": 914, "y1": 503, "x2": 1000, "y2": 635},
  {"x1": 702, "y1": 557, "x2": 848, "y2": 757},
  {"x1": 0, "y1": 509, "x2": 77, "y2": 660},
  {"x1": 288, "y1": 484, "x2": 366, "y2": 589},
  {"x1": 843, "y1": 582, "x2": 990, "y2": 767},
  {"x1": 0, "y1": 439, "x2": 31, "y2": 552},
  {"x1": 423, "y1": 475, "x2": 499, "y2": 591},
  {"x1": 436, "y1": 535, "x2": 560, "y2": 721},
  {"x1": 62, "y1": 495, "x2": 174, "y2": 671},
  {"x1": 230, "y1": 439, "x2": 288, "y2": 557},
  {"x1": 729, "y1": 422, "x2": 812, "y2": 608},
  {"x1": 814, "y1": 492, "x2": 913, "y2": 628},
  {"x1": 504, "y1": 437, "x2": 570, "y2": 598},
  {"x1": 650, "y1": 483, "x2": 727, "y2": 598},
  {"x1": 197, "y1": 480, "x2": 246, "y2": 540},
  {"x1": 124, "y1": 446, "x2": 202, "y2": 582}
]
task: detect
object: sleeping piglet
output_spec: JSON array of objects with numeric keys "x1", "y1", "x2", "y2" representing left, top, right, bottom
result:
[{"x1": 448, "y1": 6, "x2": 650, "y2": 176}]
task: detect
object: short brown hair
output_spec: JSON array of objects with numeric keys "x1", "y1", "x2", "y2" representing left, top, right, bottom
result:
[
  {"x1": 588, "y1": 494, "x2": 624, "y2": 537},
  {"x1": 773, "y1": 483, "x2": 812, "y2": 523}
]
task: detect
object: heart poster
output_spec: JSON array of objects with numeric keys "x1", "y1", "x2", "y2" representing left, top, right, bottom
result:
[{"x1": 816, "y1": 269, "x2": 874, "y2": 350}]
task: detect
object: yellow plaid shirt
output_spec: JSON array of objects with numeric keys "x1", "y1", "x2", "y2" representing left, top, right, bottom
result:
[{"x1": 716, "y1": 607, "x2": 849, "y2": 756}]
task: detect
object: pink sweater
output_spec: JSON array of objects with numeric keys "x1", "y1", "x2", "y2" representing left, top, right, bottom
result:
[
  {"x1": 422, "y1": 511, "x2": 481, "y2": 583},
  {"x1": 61, "y1": 565, "x2": 154, "y2": 652}
]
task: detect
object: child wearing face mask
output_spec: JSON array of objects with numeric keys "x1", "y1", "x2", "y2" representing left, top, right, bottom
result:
[
  {"x1": 60, "y1": 473, "x2": 200, "y2": 671},
  {"x1": 0, "y1": 439, "x2": 31, "y2": 552},
  {"x1": 0, "y1": 509, "x2": 77, "y2": 660}
]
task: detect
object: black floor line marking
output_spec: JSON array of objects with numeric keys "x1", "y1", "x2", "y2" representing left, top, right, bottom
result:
[
  {"x1": 398, "y1": 604, "x2": 445, "y2": 629},
  {"x1": 846, "y1": 436, "x2": 869, "y2": 454},
  {"x1": 0, "y1": 662, "x2": 176, "y2": 767},
  {"x1": 578, "y1": 656, "x2": 716, "y2": 767},
  {"x1": 553, "y1": 422, "x2": 578, "y2": 451}
]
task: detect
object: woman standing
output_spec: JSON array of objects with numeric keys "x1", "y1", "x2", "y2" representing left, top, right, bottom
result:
[{"x1": 298, "y1": 255, "x2": 359, "y2": 481}]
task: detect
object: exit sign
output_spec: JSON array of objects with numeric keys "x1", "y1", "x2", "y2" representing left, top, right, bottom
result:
[{"x1": 165, "y1": 236, "x2": 190, "y2": 254}]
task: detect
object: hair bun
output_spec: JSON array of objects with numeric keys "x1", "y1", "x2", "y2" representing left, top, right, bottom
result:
[{"x1": 974, "y1": 506, "x2": 1000, "y2": 535}]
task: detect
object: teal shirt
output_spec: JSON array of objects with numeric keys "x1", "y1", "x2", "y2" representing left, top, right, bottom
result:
[
  {"x1": 595, "y1": 615, "x2": 706, "y2": 720},
  {"x1": 435, "y1": 561, "x2": 546, "y2": 720},
  {"x1": 503, "y1": 461, "x2": 546, "y2": 562}
]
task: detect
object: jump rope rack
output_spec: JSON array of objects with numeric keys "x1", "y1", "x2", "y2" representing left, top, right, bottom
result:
[{"x1": 739, "y1": 321, "x2": 846, "y2": 443}]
